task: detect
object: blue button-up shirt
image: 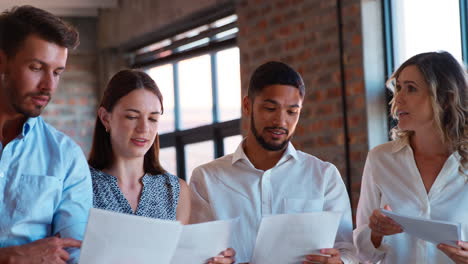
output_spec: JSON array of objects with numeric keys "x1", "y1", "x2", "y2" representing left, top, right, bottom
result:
[{"x1": 0, "y1": 117, "x2": 92, "y2": 263}]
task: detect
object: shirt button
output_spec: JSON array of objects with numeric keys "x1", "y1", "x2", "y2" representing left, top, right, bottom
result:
[{"x1": 0, "y1": 172, "x2": 4, "y2": 178}]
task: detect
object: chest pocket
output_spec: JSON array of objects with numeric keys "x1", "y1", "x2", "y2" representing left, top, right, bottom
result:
[
  {"x1": 12, "y1": 174, "x2": 62, "y2": 221},
  {"x1": 282, "y1": 198, "x2": 324, "y2": 214}
]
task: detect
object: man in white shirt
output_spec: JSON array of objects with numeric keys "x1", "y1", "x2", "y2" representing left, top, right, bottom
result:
[{"x1": 189, "y1": 61, "x2": 357, "y2": 264}]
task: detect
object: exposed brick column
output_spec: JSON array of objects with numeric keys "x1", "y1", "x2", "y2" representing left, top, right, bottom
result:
[{"x1": 236, "y1": 0, "x2": 368, "y2": 216}]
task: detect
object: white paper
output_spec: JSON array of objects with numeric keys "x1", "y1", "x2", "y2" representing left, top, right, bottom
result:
[
  {"x1": 381, "y1": 209, "x2": 461, "y2": 246},
  {"x1": 80, "y1": 208, "x2": 182, "y2": 264},
  {"x1": 170, "y1": 218, "x2": 237, "y2": 264},
  {"x1": 250, "y1": 212, "x2": 342, "y2": 264}
]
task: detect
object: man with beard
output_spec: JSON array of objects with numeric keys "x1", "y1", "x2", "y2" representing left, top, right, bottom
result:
[
  {"x1": 189, "y1": 61, "x2": 357, "y2": 264},
  {"x1": 0, "y1": 6, "x2": 92, "y2": 264}
]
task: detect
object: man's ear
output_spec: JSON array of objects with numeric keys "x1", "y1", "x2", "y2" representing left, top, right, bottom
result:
[
  {"x1": 98, "y1": 107, "x2": 111, "y2": 132},
  {"x1": 242, "y1": 95, "x2": 251, "y2": 117}
]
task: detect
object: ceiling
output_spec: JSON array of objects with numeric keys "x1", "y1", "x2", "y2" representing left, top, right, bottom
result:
[{"x1": 0, "y1": 0, "x2": 119, "y2": 17}]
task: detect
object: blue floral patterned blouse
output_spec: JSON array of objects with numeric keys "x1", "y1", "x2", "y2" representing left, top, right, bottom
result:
[{"x1": 90, "y1": 167, "x2": 180, "y2": 220}]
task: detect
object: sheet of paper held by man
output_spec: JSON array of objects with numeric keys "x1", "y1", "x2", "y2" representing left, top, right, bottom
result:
[
  {"x1": 80, "y1": 208, "x2": 182, "y2": 264},
  {"x1": 170, "y1": 218, "x2": 237, "y2": 264},
  {"x1": 250, "y1": 212, "x2": 342, "y2": 264},
  {"x1": 381, "y1": 209, "x2": 461, "y2": 246}
]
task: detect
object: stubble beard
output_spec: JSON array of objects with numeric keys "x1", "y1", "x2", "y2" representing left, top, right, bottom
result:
[
  {"x1": 250, "y1": 113, "x2": 291, "y2": 151},
  {"x1": 5, "y1": 82, "x2": 48, "y2": 118}
]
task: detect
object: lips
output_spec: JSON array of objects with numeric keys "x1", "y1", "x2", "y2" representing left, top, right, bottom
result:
[
  {"x1": 265, "y1": 127, "x2": 288, "y2": 139},
  {"x1": 131, "y1": 138, "x2": 149, "y2": 147},
  {"x1": 396, "y1": 110, "x2": 409, "y2": 118},
  {"x1": 30, "y1": 95, "x2": 50, "y2": 106}
]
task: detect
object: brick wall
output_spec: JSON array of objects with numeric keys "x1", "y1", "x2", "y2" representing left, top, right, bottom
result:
[
  {"x1": 56, "y1": 0, "x2": 371, "y2": 213},
  {"x1": 236, "y1": 0, "x2": 368, "y2": 213},
  {"x1": 42, "y1": 18, "x2": 99, "y2": 156}
]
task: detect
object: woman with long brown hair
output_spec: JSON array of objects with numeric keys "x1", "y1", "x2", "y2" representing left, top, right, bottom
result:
[{"x1": 88, "y1": 69, "x2": 235, "y2": 263}]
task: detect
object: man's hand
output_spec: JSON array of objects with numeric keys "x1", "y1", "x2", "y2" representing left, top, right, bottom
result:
[
  {"x1": 438, "y1": 241, "x2": 468, "y2": 264},
  {"x1": 304, "y1": 248, "x2": 343, "y2": 264},
  {"x1": 0, "y1": 237, "x2": 81, "y2": 264},
  {"x1": 207, "y1": 248, "x2": 236, "y2": 264}
]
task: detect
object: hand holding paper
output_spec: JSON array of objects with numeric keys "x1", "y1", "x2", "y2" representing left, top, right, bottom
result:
[
  {"x1": 380, "y1": 209, "x2": 462, "y2": 247},
  {"x1": 304, "y1": 248, "x2": 342, "y2": 264},
  {"x1": 80, "y1": 209, "x2": 237, "y2": 264},
  {"x1": 370, "y1": 205, "x2": 403, "y2": 236},
  {"x1": 438, "y1": 240, "x2": 468, "y2": 263},
  {"x1": 80, "y1": 208, "x2": 182, "y2": 264},
  {"x1": 170, "y1": 219, "x2": 237, "y2": 264},
  {"x1": 250, "y1": 212, "x2": 342, "y2": 264}
]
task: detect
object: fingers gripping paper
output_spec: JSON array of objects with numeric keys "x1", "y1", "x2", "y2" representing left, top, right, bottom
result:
[
  {"x1": 170, "y1": 219, "x2": 237, "y2": 264},
  {"x1": 250, "y1": 212, "x2": 342, "y2": 264},
  {"x1": 380, "y1": 209, "x2": 462, "y2": 247},
  {"x1": 80, "y1": 209, "x2": 236, "y2": 264},
  {"x1": 80, "y1": 208, "x2": 182, "y2": 264}
]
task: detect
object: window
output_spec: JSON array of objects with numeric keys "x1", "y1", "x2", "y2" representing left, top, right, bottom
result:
[
  {"x1": 146, "y1": 64, "x2": 174, "y2": 134},
  {"x1": 133, "y1": 14, "x2": 241, "y2": 180},
  {"x1": 385, "y1": 0, "x2": 468, "y2": 73},
  {"x1": 185, "y1": 140, "x2": 214, "y2": 182},
  {"x1": 391, "y1": 0, "x2": 463, "y2": 67},
  {"x1": 223, "y1": 135, "x2": 243, "y2": 155}
]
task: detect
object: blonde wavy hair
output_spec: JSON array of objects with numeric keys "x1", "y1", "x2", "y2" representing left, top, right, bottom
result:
[{"x1": 386, "y1": 51, "x2": 468, "y2": 179}]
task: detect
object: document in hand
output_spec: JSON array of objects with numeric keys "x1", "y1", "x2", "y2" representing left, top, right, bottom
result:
[
  {"x1": 80, "y1": 208, "x2": 182, "y2": 264},
  {"x1": 380, "y1": 209, "x2": 462, "y2": 246},
  {"x1": 80, "y1": 208, "x2": 236, "y2": 264},
  {"x1": 170, "y1": 218, "x2": 237, "y2": 264},
  {"x1": 250, "y1": 211, "x2": 342, "y2": 264}
]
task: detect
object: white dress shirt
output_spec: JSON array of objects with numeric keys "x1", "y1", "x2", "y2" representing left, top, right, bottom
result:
[
  {"x1": 189, "y1": 141, "x2": 357, "y2": 263},
  {"x1": 354, "y1": 138, "x2": 468, "y2": 263}
]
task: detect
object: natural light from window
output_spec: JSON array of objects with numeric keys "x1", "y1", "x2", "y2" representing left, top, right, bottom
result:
[{"x1": 392, "y1": 0, "x2": 463, "y2": 67}]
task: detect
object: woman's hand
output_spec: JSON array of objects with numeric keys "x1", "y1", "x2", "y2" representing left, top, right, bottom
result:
[
  {"x1": 207, "y1": 248, "x2": 236, "y2": 264},
  {"x1": 368, "y1": 205, "x2": 403, "y2": 248},
  {"x1": 438, "y1": 241, "x2": 468, "y2": 264}
]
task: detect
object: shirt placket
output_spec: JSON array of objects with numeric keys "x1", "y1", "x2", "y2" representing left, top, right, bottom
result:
[{"x1": 261, "y1": 170, "x2": 272, "y2": 216}]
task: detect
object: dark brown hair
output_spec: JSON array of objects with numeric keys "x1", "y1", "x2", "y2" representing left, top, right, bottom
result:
[
  {"x1": 88, "y1": 69, "x2": 166, "y2": 175},
  {"x1": 0, "y1": 5, "x2": 79, "y2": 57}
]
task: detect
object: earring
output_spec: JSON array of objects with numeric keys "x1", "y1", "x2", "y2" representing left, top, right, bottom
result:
[{"x1": 105, "y1": 127, "x2": 109, "y2": 133}]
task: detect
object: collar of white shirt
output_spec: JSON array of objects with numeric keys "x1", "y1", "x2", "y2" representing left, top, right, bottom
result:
[
  {"x1": 231, "y1": 140, "x2": 300, "y2": 168},
  {"x1": 390, "y1": 136, "x2": 462, "y2": 162}
]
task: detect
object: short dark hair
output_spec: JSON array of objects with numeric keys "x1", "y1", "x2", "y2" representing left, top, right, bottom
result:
[
  {"x1": 0, "y1": 5, "x2": 79, "y2": 57},
  {"x1": 248, "y1": 61, "x2": 305, "y2": 99},
  {"x1": 88, "y1": 69, "x2": 166, "y2": 175}
]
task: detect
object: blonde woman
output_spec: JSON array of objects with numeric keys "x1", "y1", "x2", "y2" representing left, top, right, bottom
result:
[{"x1": 354, "y1": 51, "x2": 468, "y2": 263}]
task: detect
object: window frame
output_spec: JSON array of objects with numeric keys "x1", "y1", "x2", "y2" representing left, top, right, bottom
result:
[{"x1": 129, "y1": 9, "x2": 241, "y2": 180}]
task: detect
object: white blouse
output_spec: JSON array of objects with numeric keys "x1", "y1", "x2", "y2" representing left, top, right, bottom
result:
[{"x1": 354, "y1": 138, "x2": 468, "y2": 263}]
